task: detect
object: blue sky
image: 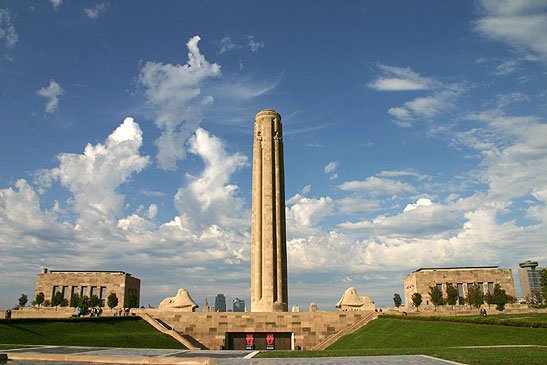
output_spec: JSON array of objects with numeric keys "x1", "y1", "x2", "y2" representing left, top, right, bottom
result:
[{"x1": 1, "y1": 0, "x2": 546, "y2": 310}]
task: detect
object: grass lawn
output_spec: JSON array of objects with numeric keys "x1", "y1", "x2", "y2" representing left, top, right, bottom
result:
[
  {"x1": 0, "y1": 317, "x2": 185, "y2": 349},
  {"x1": 256, "y1": 317, "x2": 547, "y2": 364},
  {"x1": 329, "y1": 318, "x2": 547, "y2": 349},
  {"x1": 257, "y1": 348, "x2": 547, "y2": 365}
]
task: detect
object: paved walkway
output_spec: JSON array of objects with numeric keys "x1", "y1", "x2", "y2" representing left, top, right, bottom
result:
[{"x1": 2, "y1": 346, "x2": 463, "y2": 364}]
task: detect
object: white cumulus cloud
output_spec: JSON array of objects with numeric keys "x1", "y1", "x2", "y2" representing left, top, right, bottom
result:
[
  {"x1": 36, "y1": 80, "x2": 64, "y2": 114},
  {"x1": 47, "y1": 117, "x2": 149, "y2": 226},
  {"x1": 338, "y1": 176, "x2": 416, "y2": 196},
  {"x1": 0, "y1": 8, "x2": 18, "y2": 49},
  {"x1": 368, "y1": 64, "x2": 441, "y2": 91},
  {"x1": 138, "y1": 35, "x2": 221, "y2": 170},
  {"x1": 84, "y1": 3, "x2": 107, "y2": 19},
  {"x1": 49, "y1": 0, "x2": 62, "y2": 10},
  {"x1": 174, "y1": 128, "x2": 248, "y2": 229},
  {"x1": 475, "y1": 0, "x2": 547, "y2": 62}
]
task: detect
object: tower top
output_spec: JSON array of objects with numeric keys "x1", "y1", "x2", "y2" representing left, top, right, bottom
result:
[{"x1": 255, "y1": 109, "x2": 280, "y2": 118}]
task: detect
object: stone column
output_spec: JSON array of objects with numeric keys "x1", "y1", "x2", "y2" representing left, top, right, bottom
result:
[{"x1": 251, "y1": 109, "x2": 288, "y2": 312}]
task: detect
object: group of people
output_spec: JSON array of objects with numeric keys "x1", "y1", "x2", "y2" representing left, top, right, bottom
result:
[
  {"x1": 113, "y1": 307, "x2": 131, "y2": 316},
  {"x1": 75, "y1": 306, "x2": 103, "y2": 317},
  {"x1": 90, "y1": 307, "x2": 103, "y2": 317}
]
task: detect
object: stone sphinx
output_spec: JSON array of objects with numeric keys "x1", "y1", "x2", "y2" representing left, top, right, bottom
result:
[
  {"x1": 335, "y1": 287, "x2": 376, "y2": 311},
  {"x1": 159, "y1": 288, "x2": 199, "y2": 311}
]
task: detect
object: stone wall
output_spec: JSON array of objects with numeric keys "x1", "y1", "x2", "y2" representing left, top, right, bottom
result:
[{"x1": 134, "y1": 309, "x2": 372, "y2": 350}]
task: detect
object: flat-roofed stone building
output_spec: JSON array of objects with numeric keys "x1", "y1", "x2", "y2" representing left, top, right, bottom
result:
[
  {"x1": 34, "y1": 268, "x2": 140, "y2": 308},
  {"x1": 403, "y1": 266, "x2": 516, "y2": 310}
]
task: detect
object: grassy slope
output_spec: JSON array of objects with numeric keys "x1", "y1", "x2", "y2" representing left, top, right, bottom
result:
[
  {"x1": 329, "y1": 318, "x2": 547, "y2": 349},
  {"x1": 257, "y1": 317, "x2": 547, "y2": 364},
  {"x1": 0, "y1": 317, "x2": 185, "y2": 349}
]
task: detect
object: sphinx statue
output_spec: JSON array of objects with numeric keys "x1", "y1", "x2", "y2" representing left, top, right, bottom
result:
[
  {"x1": 335, "y1": 287, "x2": 376, "y2": 311},
  {"x1": 159, "y1": 288, "x2": 199, "y2": 311}
]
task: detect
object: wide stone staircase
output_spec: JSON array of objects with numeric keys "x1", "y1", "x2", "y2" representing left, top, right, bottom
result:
[
  {"x1": 139, "y1": 313, "x2": 205, "y2": 350},
  {"x1": 312, "y1": 311, "x2": 378, "y2": 350}
]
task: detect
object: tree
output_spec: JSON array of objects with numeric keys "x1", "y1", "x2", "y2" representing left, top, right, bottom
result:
[
  {"x1": 484, "y1": 292, "x2": 494, "y2": 309},
  {"x1": 428, "y1": 286, "x2": 444, "y2": 311},
  {"x1": 125, "y1": 293, "x2": 138, "y2": 308},
  {"x1": 18, "y1": 294, "x2": 28, "y2": 308},
  {"x1": 34, "y1": 292, "x2": 45, "y2": 308},
  {"x1": 107, "y1": 293, "x2": 118, "y2": 310},
  {"x1": 492, "y1": 284, "x2": 508, "y2": 312},
  {"x1": 60, "y1": 299, "x2": 69, "y2": 307},
  {"x1": 51, "y1": 291, "x2": 64, "y2": 307},
  {"x1": 89, "y1": 295, "x2": 100, "y2": 308},
  {"x1": 70, "y1": 293, "x2": 80, "y2": 308},
  {"x1": 43, "y1": 300, "x2": 51, "y2": 307},
  {"x1": 446, "y1": 285, "x2": 459, "y2": 309},
  {"x1": 527, "y1": 291, "x2": 544, "y2": 308},
  {"x1": 393, "y1": 293, "x2": 402, "y2": 308},
  {"x1": 79, "y1": 295, "x2": 90, "y2": 310},
  {"x1": 466, "y1": 284, "x2": 484, "y2": 312},
  {"x1": 411, "y1": 293, "x2": 422, "y2": 311},
  {"x1": 540, "y1": 268, "x2": 547, "y2": 304}
]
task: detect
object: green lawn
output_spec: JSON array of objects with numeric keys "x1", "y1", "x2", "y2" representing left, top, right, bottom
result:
[
  {"x1": 381, "y1": 312, "x2": 547, "y2": 328},
  {"x1": 256, "y1": 317, "x2": 547, "y2": 364},
  {"x1": 258, "y1": 348, "x2": 547, "y2": 365},
  {"x1": 329, "y1": 318, "x2": 547, "y2": 349},
  {"x1": 0, "y1": 317, "x2": 185, "y2": 349}
]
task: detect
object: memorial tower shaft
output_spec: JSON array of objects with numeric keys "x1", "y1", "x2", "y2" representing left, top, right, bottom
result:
[{"x1": 251, "y1": 109, "x2": 288, "y2": 312}]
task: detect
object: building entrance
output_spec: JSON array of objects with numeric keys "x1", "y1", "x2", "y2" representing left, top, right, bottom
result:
[{"x1": 225, "y1": 332, "x2": 292, "y2": 350}]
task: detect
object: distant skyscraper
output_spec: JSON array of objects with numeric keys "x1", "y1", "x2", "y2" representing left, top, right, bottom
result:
[
  {"x1": 233, "y1": 298, "x2": 245, "y2": 312},
  {"x1": 215, "y1": 293, "x2": 226, "y2": 312},
  {"x1": 518, "y1": 260, "x2": 543, "y2": 298}
]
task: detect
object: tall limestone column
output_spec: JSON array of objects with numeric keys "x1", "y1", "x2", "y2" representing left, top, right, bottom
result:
[{"x1": 251, "y1": 109, "x2": 288, "y2": 312}]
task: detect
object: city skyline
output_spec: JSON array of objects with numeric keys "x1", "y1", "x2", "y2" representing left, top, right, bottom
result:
[{"x1": 1, "y1": 0, "x2": 547, "y2": 309}]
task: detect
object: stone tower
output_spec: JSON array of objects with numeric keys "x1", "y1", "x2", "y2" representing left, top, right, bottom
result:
[{"x1": 251, "y1": 109, "x2": 288, "y2": 312}]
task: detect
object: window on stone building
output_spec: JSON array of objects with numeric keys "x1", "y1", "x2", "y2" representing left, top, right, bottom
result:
[
  {"x1": 81, "y1": 286, "x2": 88, "y2": 297},
  {"x1": 436, "y1": 283, "x2": 443, "y2": 295},
  {"x1": 488, "y1": 282, "x2": 494, "y2": 294},
  {"x1": 90, "y1": 286, "x2": 97, "y2": 297},
  {"x1": 100, "y1": 287, "x2": 106, "y2": 307},
  {"x1": 477, "y1": 282, "x2": 484, "y2": 294},
  {"x1": 62, "y1": 286, "x2": 69, "y2": 299},
  {"x1": 457, "y1": 283, "x2": 464, "y2": 304},
  {"x1": 467, "y1": 283, "x2": 473, "y2": 293},
  {"x1": 52, "y1": 286, "x2": 59, "y2": 300}
]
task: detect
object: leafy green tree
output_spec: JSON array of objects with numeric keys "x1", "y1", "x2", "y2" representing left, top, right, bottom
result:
[
  {"x1": 393, "y1": 293, "x2": 402, "y2": 308},
  {"x1": 540, "y1": 268, "x2": 547, "y2": 303},
  {"x1": 70, "y1": 293, "x2": 80, "y2": 308},
  {"x1": 428, "y1": 286, "x2": 444, "y2": 311},
  {"x1": 89, "y1": 295, "x2": 100, "y2": 308},
  {"x1": 527, "y1": 291, "x2": 544, "y2": 308},
  {"x1": 79, "y1": 295, "x2": 90, "y2": 311},
  {"x1": 18, "y1": 294, "x2": 28, "y2": 308},
  {"x1": 492, "y1": 284, "x2": 508, "y2": 311},
  {"x1": 43, "y1": 299, "x2": 51, "y2": 307},
  {"x1": 484, "y1": 292, "x2": 494, "y2": 309},
  {"x1": 125, "y1": 292, "x2": 139, "y2": 308},
  {"x1": 34, "y1": 292, "x2": 45, "y2": 308},
  {"x1": 411, "y1": 293, "x2": 422, "y2": 311},
  {"x1": 107, "y1": 292, "x2": 119, "y2": 310},
  {"x1": 51, "y1": 291, "x2": 64, "y2": 307},
  {"x1": 446, "y1": 285, "x2": 458, "y2": 309},
  {"x1": 466, "y1": 284, "x2": 484, "y2": 311},
  {"x1": 60, "y1": 298, "x2": 69, "y2": 307}
]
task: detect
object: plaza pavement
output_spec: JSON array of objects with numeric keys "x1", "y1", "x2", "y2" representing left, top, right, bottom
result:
[{"x1": 2, "y1": 346, "x2": 464, "y2": 364}]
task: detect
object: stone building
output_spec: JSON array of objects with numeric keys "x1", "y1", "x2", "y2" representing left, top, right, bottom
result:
[
  {"x1": 518, "y1": 260, "x2": 543, "y2": 299},
  {"x1": 34, "y1": 268, "x2": 140, "y2": 308},
  {"x1": 403, "y1": 266, "x2": 516, "y2": 309}
]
